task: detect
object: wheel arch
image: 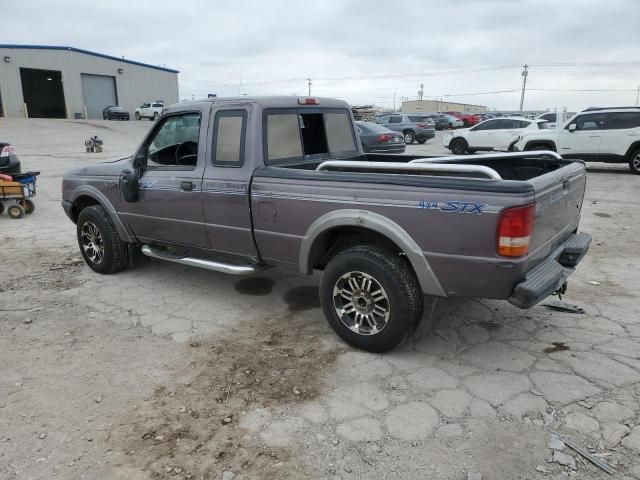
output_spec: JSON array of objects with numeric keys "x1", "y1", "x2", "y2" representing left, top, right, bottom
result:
[
  {"x1": 69, "y1": 186, "x2": 134, "y2": 243},
  {"x1": 524, "y1": 139, "x2": 557, "y2": 151},
  {"x1": 624, "y1": 141, "x2": 640, "y2": 160},
  {"x1": 299, "y1": 209, "x2": 445, "y2": 297}
]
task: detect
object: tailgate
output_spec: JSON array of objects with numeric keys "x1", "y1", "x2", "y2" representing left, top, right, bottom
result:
[{"x1": 527, "y1": 161, "x2": 587, "y2": 266}]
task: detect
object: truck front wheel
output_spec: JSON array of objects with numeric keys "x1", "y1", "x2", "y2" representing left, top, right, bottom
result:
[
  {"x1": 77, "y1": 205, "x2": 129, "y2": 274},
  {"x1": 320, "y1": 246, "x2": 423, "y2": 352}
]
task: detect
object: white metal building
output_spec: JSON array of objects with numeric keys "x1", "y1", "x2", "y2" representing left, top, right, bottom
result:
[
  {"x1": 0, "y1": 45, "x2": 179, "y2": 119},
  {"x1": 401, "y1": 99, "x2": 487, "y2": 114}
]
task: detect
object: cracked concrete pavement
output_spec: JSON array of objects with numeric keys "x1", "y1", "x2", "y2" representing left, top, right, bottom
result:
[{"x1": 1, "y1": 118, "x2": 639, "y2": 479}]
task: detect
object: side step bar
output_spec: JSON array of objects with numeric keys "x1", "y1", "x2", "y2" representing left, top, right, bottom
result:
[{"x1": 141, "y1": 245, "x2": 260, "y2": 275}]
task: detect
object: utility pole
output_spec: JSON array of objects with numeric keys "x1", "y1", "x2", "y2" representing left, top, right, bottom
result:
[
  {"x1": 636, "y1": 85, "x2": 640, "y2": 106},
  {"x1": 519, "y1": 64, "x2": 529, "y2": 112},
  {"x1": 393, "y1": 90, "x2": 396, "y2": 111},
  {"x1": 307, "y1": 78, "x2": 312, "y2": 96},
  {"x1": 418, "y1": 83, "x2": 424, "y2": 101}
]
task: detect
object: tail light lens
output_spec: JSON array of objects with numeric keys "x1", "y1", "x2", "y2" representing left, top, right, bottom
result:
[
  {"x1": 0, "y1": 145, "x2": 16, "y2": 157},
  {"x1": 416, "y1": 123, "x2": 427, "y2": 128},
  {"x1": 497, "y1": 204, "x2": 535, "y2": 257},
  {"x1": 377, "y1": 134, "x2": 392, "y2": 142}
]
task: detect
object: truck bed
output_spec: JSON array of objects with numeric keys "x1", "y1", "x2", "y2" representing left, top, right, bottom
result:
[{"x1": 251, "y1": 152, "x2": 586, "y2": 300}]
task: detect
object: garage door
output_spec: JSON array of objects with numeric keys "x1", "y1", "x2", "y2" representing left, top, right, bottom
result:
[{"x1": 81, "y1": 74, "x2": 117, "y2": 119}]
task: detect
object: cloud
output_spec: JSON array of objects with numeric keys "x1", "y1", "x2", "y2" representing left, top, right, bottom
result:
[{"x1": 3, "y1": 0, "x2": 639, "y2": 110}]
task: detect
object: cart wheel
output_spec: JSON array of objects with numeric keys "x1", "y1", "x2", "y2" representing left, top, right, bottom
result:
[
  {"x1": 20, "y1": 199, "x2": 35, "y2": 214},
  {"x1": 7, "y1": 203, "x2": 25, "y2": 219}
]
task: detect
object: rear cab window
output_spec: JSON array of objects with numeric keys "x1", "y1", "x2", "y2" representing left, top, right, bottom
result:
[{"x1": 264, "y1": 108, "x2": 358, "y2": 164}]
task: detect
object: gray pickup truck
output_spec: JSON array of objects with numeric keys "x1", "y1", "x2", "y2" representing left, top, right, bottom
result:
[{"x1": 62, "y1": 96, "x2": 591, "y2": 352}]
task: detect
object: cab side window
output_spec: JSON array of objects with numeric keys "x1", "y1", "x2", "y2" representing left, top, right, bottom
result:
[
  {"x1": 212, "y1": 110, "x2": 247, "y2": 167},
  {"x1": 147, "y1": 113, "x2": 201, "y2": 168}
]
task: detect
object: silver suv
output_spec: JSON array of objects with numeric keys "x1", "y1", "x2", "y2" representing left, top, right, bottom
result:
[{"x1": 376, "y1": 114, "x2": 436, "y2": 144}]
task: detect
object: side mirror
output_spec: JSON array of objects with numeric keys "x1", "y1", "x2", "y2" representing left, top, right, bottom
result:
[
  {"x1": 568, "y1": 124, "x2": 577, "y2": 132},
  {"x1": 132, "y1": 154, "x2": 145, "y2": 171},
  {"x1": 119, "y1": 169, "x2": 140, "y2": 202}
]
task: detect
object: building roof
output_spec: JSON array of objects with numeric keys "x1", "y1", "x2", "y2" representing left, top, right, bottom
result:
[{"x1": 0, "y1": 44, "x2": 179, "y2": 74}]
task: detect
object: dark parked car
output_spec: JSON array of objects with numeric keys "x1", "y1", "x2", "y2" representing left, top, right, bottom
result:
[
  {"x1": 356, "y1": 121, "x2": 405, "y2": 153},
  {"x1": 102, "y1": 106, "x2": 130, "y2": 121},
  {"x1": 0, "y1": 142, "x2": 20, "y2": 174},
  {"x1": 425, "y1": 113, "x2": 450, "y2": 130}
]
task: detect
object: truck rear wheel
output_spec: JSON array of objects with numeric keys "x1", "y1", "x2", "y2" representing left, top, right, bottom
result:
[
  {"x1": 320, "y1": 246, "x2": 423, "y2": 352},
  {"x1": 77, "y1": 205, "x2": 129, "y2": 274}
]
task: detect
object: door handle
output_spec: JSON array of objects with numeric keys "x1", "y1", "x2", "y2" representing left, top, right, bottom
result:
[
  {"x1": 180, "y1": 181, "x2": 194, "y2": 191},
  {"x1": 588, "y1": 134, "x2": 600, "y2": 138}
]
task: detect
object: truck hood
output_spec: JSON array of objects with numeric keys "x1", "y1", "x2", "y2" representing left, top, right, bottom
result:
[{"x1": 64, "y1": 156, "x2": 133, "y2": 177}]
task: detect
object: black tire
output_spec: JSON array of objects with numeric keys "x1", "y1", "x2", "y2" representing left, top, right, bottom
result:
[
  {"x1": 467, "y1": 149, "x2": 477, "y2": 154},
  {"x1": 7, "y1": 203, "x2": 25, "y2": 219},
  {"x1": 135, "y1": 112, "x2": 141, "y2": 120},
  {"x1": 19, "y1": 199, "x2": 35, "y2": 214},
  {"x1": 530, "y1": 145, "x2": 549, "y2": 151},
  {"x1": 0, "y1": 203, "x2": 4, "y2": 215},
  {"x1": 417, "y1": 139, "x2": 427, "y2": 144},
  {"x1": 449, "y1": 122, "x2": 454, "y2": 129},
  {"x1": 449, "y1": 137, "x2": 468, "y2": 155},
  {"x1": 403, "y1": 131, "x2": 415, "y2": 144},
  {"x1": 320, "y1": 246, "x2": 423, "y2": 353},
  {"x1": 152, "y1": 112, "x2": 159, "y2": 121},
  {"x1": 630, "y1": 148, "x2": 640, "y2": 175},
  {"x1": 76, "y1": 205, "x2": 129, "y2": 274}
]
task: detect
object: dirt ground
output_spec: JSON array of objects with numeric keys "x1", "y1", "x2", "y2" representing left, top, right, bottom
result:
[{"x1": 1, "y1": 118, "x2": 639, "y2": 480}]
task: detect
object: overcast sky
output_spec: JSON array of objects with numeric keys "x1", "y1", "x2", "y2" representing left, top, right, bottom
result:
[{"x1": 3, "y1": 0, "x2": 640, "y2": 111}]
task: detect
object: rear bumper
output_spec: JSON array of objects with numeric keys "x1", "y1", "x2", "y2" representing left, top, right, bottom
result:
[
  {"x1": 508, "y1": 232, "x2": 592, "y2": 308},
  {"x1": 368, "y1": 144, "x2": 406, "y2": 153}
]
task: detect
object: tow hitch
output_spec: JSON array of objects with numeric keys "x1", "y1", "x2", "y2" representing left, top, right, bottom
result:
[{"x1": 553, "y1": 281, "x2": 568, "y2": 300}]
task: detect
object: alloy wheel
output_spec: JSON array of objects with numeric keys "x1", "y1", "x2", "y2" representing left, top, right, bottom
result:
[
  {"x1": 80, "y1": 221, "x2": 105, "y2": 264},
  {"x1": 332, "y1": 271, "x2": 390, "y2": 336}
]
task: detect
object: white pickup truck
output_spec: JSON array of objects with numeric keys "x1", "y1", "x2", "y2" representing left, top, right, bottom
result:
[
  {"x1": 511, "y1": 107, "x2": 640, "y2": 174},
  {"x1": 134, "y1": 102, "x2": 165, "y2": 121}
]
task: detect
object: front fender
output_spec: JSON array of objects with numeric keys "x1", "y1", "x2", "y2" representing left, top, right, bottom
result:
[
  {"x1": 299, "y1": 209, "x2": 446, "y2": 297},
  {"x1": 67, "y1": 184, "x2": 134, "y2": 243}
]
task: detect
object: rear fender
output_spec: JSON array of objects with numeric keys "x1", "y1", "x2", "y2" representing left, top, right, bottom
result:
[{"x1": 299, "y1": 209, "x2": 446, "y2": 297}]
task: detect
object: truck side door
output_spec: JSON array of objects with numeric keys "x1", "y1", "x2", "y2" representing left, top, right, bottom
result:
[
  {"x1": 201, "y1": 105, "x2": 259, "y2": 258},
  {"x1": 118, "y1": 110, "x2": 210, "y2": 248}
]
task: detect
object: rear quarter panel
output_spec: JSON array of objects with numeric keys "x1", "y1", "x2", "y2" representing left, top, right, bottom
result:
[{"x1": 251, "y1": 174, "x2": 536, "y2": 298}]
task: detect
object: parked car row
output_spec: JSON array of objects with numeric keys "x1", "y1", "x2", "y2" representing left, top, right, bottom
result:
[
  {"x1": 100, "y1": 102, "x2": 166, "y2": 121},
  {"x1": 440, "y1": 106, "x2": 640, "y2": 174},
  {"x1": 443, "y1": 117, "x2": 550, "y2": 154}
]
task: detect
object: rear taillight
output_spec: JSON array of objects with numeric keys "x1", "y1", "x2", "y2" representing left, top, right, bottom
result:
[
  {"x1": 0, "y1": 145, "x2": 16, "y2": 157},
  {"x1": 377, "y1": 134, "x2": 392, "y2": 142},
  {"x1": 497, "y1": 204, "x2": 535, "y2": 257},
  {"x1": 416, "y1": 123, "x2": 427, "y2": 128}
]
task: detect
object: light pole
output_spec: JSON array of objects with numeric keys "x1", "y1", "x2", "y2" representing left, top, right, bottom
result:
[
  {"x1": 519, "y1": 64, "x2": 529, "y2": 112},
  {"x1": 636, "y1": 85, "x2": 640, "y2": 106}
]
